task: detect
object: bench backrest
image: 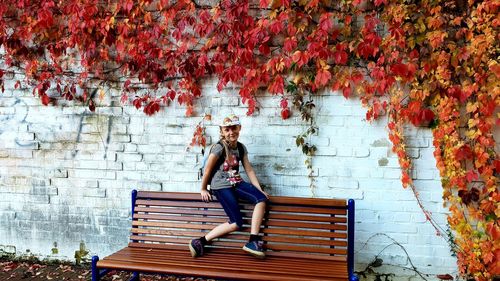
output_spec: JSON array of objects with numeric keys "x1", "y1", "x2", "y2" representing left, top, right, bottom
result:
[{"x1": 129, "y1": 190, "x2": 354, "y2": 264}]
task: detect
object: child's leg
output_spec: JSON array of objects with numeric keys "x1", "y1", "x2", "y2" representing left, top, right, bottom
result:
[
  {"x1": 190, "y1": 188, "x2": 242, "y2": 257},
  {"x1": 235, "y1": 181, "x2": 268, "y2": 258},
  {"x1": 250, "y1": 201, "x2": 266, "y2": 235},
  {"x1": 205, "y1": 222, "x2": 239, "y2": 240},
  {"x1": 205, "y1": 188, "x2": 243, "y2": 241},
  {"x1": 234, "y1": 182, "x2": 268, "y2": 235}
]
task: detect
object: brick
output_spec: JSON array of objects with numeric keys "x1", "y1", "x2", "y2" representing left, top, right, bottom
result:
[
  {"x1": 415, "y1": 169, "x2": 436, "y2": 180},
  {"x1": 124, "y1": 143, "x2": 138, "y2": 152},
  {"x1": 357, "y1": 222, "x2": 418, "y2": 233},
  {"x1": 8, "y1": 150, "x2": 32, "y2": 158},
  {"x1": 30, "y1": 186, "x2": 58, "y2": 196},
  {"x1": 27, "y1": 195, "x2": 50, "y2": 204},
  {"x1": 116, "y1": 153, "x2": 143, "y2": 162},
  {"x1": 83, "y1": 188, "x2": 106, "y2": 198},
  {"x1": 70, "y1": 169, "x2": 116, "y2": 179},
  {"x1": 335, "y1": 147, "x2": 353, "y2": 157},
  {"x1": 111, "y1": 134, "x2": 131, "y2": 143},
  {"x1": 406, "y1": 137, "x2": 429, "y2": 148},
  {"x1": 137, "y1": 144, "x2": 163, "y2": 154},
  {"x1": 51, "y1": 178, "x2": 98, "y2": 188},
  {"x1": 74, "y1": 160, "x2": 123, "y2": 170},
  {"x1": 96, "y1": 107, "x2": 123, "y2": 115},
  {"x1": 354, "y1": 147, "x2": 370, "y2": 157},
  {"x1": 383, "y1": 168, "x2": 403, "y2": 179},
  {"x1": 316, "y1": 187, "x2": 364, "y2": 199},
  {"x1": 327, "y1": 178, "x2": 359, "y2": 189}
]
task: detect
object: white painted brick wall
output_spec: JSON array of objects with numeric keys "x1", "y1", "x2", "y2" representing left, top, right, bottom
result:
[{"x1": 0, "y1": 78, "x2": 457, "y2": 279}]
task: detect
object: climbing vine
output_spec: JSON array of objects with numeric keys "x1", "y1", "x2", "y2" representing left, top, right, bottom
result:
[{"x1": 0, "y1": 0, "x2": 498, "y2": 279}]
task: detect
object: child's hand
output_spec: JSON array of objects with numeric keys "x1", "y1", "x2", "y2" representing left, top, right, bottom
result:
[
  {"x1": 261, "y1": 190, "x2": 270, "y2": 199},
  {"x1": 200, "y1": 190, "x2": 212, "y2": 202}
]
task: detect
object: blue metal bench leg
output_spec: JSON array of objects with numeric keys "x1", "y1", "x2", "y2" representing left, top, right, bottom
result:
[
  {"x1": 347, "y1": 199, "x2": 360, "y2": 281},
  {"x1": 91, "y1": 256, "x2": 100, "y2": 281},
  {"x1": 128, "y1": 272, "x2": 140, "y2": 281}
]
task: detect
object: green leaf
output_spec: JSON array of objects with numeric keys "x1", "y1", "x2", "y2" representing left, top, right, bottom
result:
[
  {"x1": 296, "y1": 136, "x2": 304, "y2": 147},
  {"x1": 286, "y1": 81, "x2": 297, "y2": 93},
  {"x1": 302, "y1": 145, "x2": 309, "y2": 154},
  {"x1": 485, "y1": 214, "x2": 497, "y2": 221},
  {"x1": 428, "y1": 118, "x2": 439, "y2": 129}
]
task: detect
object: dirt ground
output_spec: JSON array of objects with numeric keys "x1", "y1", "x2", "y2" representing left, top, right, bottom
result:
[{"x1": 0, "y1": 258, "x2": 217, "y2": 281}]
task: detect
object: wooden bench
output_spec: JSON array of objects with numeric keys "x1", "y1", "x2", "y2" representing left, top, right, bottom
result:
[{"x1": 91, "y1": 190, "x2": 359, "y2": 281}]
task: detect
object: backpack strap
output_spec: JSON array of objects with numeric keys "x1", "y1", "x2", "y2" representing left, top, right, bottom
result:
[
  {"x1": 208, "y1": 141, "x2": 225, "y2": 185},
  {"x1": 236, "y1": 142, "x2": 245, "y2": 162}
]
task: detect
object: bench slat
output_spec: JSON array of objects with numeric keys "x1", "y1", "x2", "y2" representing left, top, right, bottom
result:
[
  {"x1": 130, "y1": 234, "x2": 348, "y2": 247},
  {"x1": 134, "y1": 207, "x2": 226, "y2": 216},
  {"x1": 268, "y1": 205, "x2": 347, "y2": 215},
  {"x1": 125, "y1": 244, "x2": 348, "y2": 262},
  {"x1": 133, "y1": 213, "x2": 228, "y2": 223},
  {"x1": 132, "y1": 225, "x2": 347, "y2": 239},
  {"x1": 133, "y1": 218, "x2": 346, "y2": 231},
  {"x1": 128, "y1": 236, "x2": 347, "y2": 255},
  {"x1": 137, "y1": 191, "x2": 347, "y2": 207},
  {"x1": 136, "y1": 199, "x2": 223, "y2": 209}
]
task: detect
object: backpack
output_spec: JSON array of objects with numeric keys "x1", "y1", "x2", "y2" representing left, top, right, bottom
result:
[{"x1": 198, "y1": 141, "x2": 245, "y2": 183}]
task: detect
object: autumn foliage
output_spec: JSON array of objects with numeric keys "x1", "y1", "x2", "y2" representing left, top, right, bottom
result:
[{"x1": 0, "y1": 0, "x2": 498, "y2": 279}]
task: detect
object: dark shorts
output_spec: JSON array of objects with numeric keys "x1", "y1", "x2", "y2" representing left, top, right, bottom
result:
[{"x1": 212, "y1": 181, "x2": 268, "y2": 228}]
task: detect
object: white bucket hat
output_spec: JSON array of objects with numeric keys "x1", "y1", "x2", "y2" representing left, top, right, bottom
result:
[{"x1": 219, "y1": 114, "x2": 241, "y2": 127}]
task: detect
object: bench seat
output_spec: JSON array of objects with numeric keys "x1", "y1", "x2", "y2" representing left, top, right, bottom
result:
[
  {"x1": 98, "y1": 247, "x2": 348, "y2": 281},
  {"x1": 91, "y1": 190, "x2": 358, "y2": 281}
]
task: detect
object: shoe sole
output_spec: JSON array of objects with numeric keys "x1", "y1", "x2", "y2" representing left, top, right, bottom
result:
[
  {"x1": 188, "y1": 241, "x2": 198, "y2": 258},
  {"x1": 242, "y1": 245, "x2": 266, "y2": 259}
]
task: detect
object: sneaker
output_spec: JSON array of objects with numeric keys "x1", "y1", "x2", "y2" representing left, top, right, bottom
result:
[
  {"x1": 243, "y1": 240, "x2": 265, "y2": 258},
  {"x1": 189, "y1": 238, "x2": 204, "y2": 257}
]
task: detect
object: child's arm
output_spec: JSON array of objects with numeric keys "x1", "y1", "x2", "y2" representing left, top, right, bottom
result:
[
  {"x1": 242, "y1": 154, "x2": 269, "y2": 197},
  {"x1": 200, "y1": 154, "x2": 219, "y2": 202}
]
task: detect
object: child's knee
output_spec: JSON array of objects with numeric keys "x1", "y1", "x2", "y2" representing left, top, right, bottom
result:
[
  {"x1": 231, "y1": 221, "x2": 243, "y2": 231},
  {"x1": 256, "y1": 199, "x2": 267, "y2": 206}
]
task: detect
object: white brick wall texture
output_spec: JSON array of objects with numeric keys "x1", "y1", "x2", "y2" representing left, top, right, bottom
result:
[{"x1": 0, "y1": 78, "x2": 457, "y2": 280}]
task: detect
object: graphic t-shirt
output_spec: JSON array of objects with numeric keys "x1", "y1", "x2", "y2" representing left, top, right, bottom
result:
[{"x1": 209, "y1": 142, "x2": 247, "y2": 190}]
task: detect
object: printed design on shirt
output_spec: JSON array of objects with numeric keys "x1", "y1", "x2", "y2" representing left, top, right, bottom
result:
[{"x1": 223, "y1": 153, "x2": 243, "y2": 186}]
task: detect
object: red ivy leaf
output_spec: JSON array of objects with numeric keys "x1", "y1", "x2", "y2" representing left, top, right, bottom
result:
[
  {"x1": 494, "y1": 160, "x2": 500, "y2": 174},
  {"x1": 292, "y1": 51, "x2": 308, "y2": 68},
  {"x1": 124, "y1": 80, "x2": 131, "y2": 90},
  {"x1": 373, "y1": 0, "x2": 388, "y2": 6},
  {"x1": 259, "y1": 0, "x2": 270, "y2": 8},
  {"x1": 315, "y1": 68, "x2": 331, "y2": 88},
  {"x1": 185, "y1": 105, "x2": 194, "y2": 117},
  {"x1": 419, "y1": 109, "x2": 435, "y2": 123},
  {"x1": 280, "y1": 108, "x2": 290, "y2": 119},
  {"x1": 333, "y1": 49, "x2": 348, "y2": 65},
  {"x1": 465, "y1": 170, "x2": 478, "y2": 183},
  {"x1": 89, "y1": 99, "x2": 95, "y2": 112},
  {"x1": 167, "y1": 90, "x2": 176, "y2": 100},
  {"x1": 436, "y1": 274, "x2": 454, "y2": 280},
  {"x1": 132, "y1": 97, "x2": 142, "y2": 109},
  {"x1": 342, "y1": 85, "x2": 351, "y2": 98},
  {"x1": 41, "y1": 94, "x2": 50, "y2": 106},
  {"x1": 120, "y1": 93, "x2": 128, "y2": 104},
  {"x1": 280, "y1": 98, "x2": 288, "y2": 108},
  {"x1": 455, "y1": 145, "x2": 473, "y2": 161},
  {"x1": 268, "y1": 76, "x2": 284, "y2": 94}
]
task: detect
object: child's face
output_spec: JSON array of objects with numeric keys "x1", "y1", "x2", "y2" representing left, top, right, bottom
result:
[{"x1": 221, "y1": 125, "x2": 241, "y2": 143}]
